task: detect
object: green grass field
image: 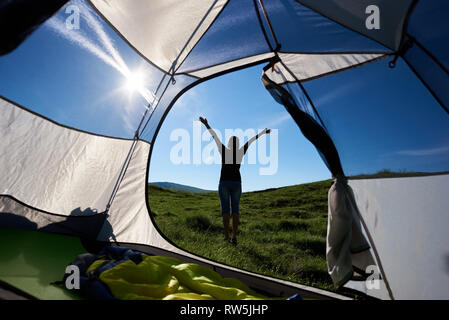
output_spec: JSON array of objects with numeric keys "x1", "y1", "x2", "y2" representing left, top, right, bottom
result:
[{"x1": 149, "y1": 179, "x2": 335, "y2": 291}]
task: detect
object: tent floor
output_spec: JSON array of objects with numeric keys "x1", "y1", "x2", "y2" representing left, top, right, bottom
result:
[
  {"x1": 0, "y1": 227, "x2": 84, "y2": 300},
  {"x1": 0, "y1": 227, "x2": 349, "y2": 300}
]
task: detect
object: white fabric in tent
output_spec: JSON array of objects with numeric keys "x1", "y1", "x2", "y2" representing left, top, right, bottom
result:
[
  {"x1": 186, "y1": 52, "x2": 275, "y2": 78},
  {"x1": 89, "y1": 0, "x2": 228, "y2": 72},
  {"x1": 0, "y1": 96, "x2": 173, "y2": 247},
  {"x1": 265, "y1": 53, "x2": 387, "y2": 84},
  {"x1": 0, "y1": 98, "x2": 131, "y2": 215},
  {"x1": 347, "y1": 175, "x2": 449, "y2": 299}
]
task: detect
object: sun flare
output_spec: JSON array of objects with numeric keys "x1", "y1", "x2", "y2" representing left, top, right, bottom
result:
[{"x1": 124, "y1": 70, "x2": 145, "y2": 94}]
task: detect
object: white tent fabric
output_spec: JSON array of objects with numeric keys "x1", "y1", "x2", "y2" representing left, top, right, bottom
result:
[
  {"x1": 347, "y1": 175, "x2": 449, "y2": 299},
  {"x1": 186, "y1": 52, "x2": 275, "y2": 78},
  {"x1": 0, "y1": 97, "x2": 172, "y2": 247},
  {"x1": 89, "y1": 0, "x2": 228, "y2": 72},
  {"x1": 0, "y1": 97, "x2": 132, "y2": 215},
  {"x1": 97, "y1": 140, "x2": 155, "y2": 244},
  {"x1": 265, "y1": 53, "x2": 387, "y2": 84}
]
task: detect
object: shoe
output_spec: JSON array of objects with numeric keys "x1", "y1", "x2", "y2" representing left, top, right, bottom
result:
[{"x1": 231, "y1": 237, "x2": 237, "y2": 246}]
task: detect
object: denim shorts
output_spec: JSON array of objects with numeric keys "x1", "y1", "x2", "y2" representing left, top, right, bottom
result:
[{"x1": 218, "y1": 181, "x2": 242, "y2": 215}]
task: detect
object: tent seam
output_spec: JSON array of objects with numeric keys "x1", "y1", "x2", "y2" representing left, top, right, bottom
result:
[
  {"x1": 85, "y1": 0, "x2": 169, "y2": 75},
  {"x1": 252, "y1": 0, "x2": 278, "y2": 53},
  {"x1": 0, "y1": 95, "x2": 148, "y2": 143},
  {"x1": 407, "y1": 35, "x2": 449, "y2": 77},
  {"x1": 269, "y1": 54, "x2": 391, "y2": 85},
  {"x1": 174, "y1": 0, "x2": 231, "y2": 74},
  {"x1": 177, "y1": 52, "x2": 274, "y2": 76},
  {"x1": 0, "y1": 194, "x2": 106, "y2": 218}
]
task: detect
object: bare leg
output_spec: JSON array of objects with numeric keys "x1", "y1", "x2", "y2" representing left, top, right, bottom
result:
[{"x1": 223, "y1": 215, "x2": 230, "y2": 240}]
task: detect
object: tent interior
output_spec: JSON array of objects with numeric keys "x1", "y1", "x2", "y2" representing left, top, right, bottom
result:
[{"x1": 0, "y1": 0, "x2": 448, "y2": 300}]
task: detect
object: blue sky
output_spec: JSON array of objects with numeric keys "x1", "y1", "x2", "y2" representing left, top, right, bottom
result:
[
  {"x1": 148, "y1": 66, "x2": 331, "y2": 191},
  {"x1": 0, "y1": 0, "x2": 448, "y2": 192},
  {"x1": 304, "y1": 58, "x2": 449, "y2": 177}
]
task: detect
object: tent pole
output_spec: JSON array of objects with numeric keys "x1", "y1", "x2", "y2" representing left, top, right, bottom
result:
[
  {"x1": 104, "y1": 71, "x2": 169, "y2": 213},
  {"x1": 254, "y1": 0, "x2": 326, "y2": 130},
  {"x1": 139, "y1": 0, "x2": 221, "y2": 137},
  {"x1": 255, "y1": 0, "x2": 281, "y2": 51},
  {"x1": 104, "y1": 1, "x2": 221, "y2": 213}
]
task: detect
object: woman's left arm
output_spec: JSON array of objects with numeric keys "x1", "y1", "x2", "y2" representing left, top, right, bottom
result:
[{"x1": 242, "y1": 128, "x2": 271, "y2": 154}]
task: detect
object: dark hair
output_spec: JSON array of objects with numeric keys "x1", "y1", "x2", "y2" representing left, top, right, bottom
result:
[{"x1": 227, "y1": 136, "x2": 240, "y2": 150}]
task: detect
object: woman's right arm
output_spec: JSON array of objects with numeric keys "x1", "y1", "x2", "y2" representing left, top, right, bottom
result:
[{"x1": 199, "y1": 117, "x2": 224, "y2": 152}]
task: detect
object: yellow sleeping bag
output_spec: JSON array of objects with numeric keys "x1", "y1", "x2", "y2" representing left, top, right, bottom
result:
[{"x1": 87, "y1": 254, "x2": 268, "y2": 300}]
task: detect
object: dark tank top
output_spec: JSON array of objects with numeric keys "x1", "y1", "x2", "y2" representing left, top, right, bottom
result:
[{"x1": 219, "y1": 146, "x2": 243, "y2": 182}]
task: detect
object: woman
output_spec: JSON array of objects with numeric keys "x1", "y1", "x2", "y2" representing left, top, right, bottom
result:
[{"x1": 199, "y1": 117, "x2": 271, "y2": 245}]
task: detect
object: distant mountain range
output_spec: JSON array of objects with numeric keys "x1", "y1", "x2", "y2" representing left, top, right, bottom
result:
[{"x1": 149, "y1": 182, "x2": 215, "y2": 193}]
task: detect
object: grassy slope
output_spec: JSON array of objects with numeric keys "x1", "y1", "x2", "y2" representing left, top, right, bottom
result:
[{"x1": 149, "y1": 179, "x2": 334, "y2": 291}]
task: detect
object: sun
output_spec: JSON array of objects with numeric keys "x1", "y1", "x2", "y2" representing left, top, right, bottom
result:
[{"x1": 124, "y1": 70, "x2": 145, "y2": 94}]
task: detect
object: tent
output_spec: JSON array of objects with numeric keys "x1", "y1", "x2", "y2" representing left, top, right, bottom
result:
[{"x1": 1, "y1": 0, "x2": 448, "y2": 300}]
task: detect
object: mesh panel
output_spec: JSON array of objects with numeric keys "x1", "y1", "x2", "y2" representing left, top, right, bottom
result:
[
  {"x1": 262, "y1": 75, "x2": 344, "y2": 177},
  {"x1": 407, "y1": 0, "x2": 449, "y2": 71},
  {"x1": 176, "y1": 0, "x2": 270, "y2": 74},
  {"x1": 282, "y1": 82, "x2": 323, "y2": 126},
  {"x1": 263, "y1": 61, "x2": 323, "y2": 124},
  {"x1": 303, "y1": 58, "x2": 449, "y2": 177},
  {"x1": 0, "y1": 0, "x2": 162, "y2": 139},
  {"x1": 279, "y1": 81, "x2": 345, "y2": 176},
  {"x1": 403, "y1": 40, "x2": 449, "y2": 115},
  {"x1": 295, "y1": 0, "x2": 415, "y2": 51},
  {"x1": 139, "y1": 74, "x2": 197, "y2": 143},
  {"x1": 263, "y1": 0, "x2": 390, "y2": 53}
]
